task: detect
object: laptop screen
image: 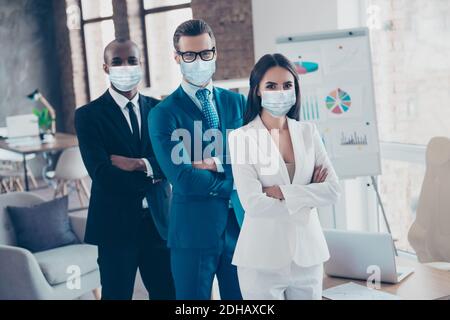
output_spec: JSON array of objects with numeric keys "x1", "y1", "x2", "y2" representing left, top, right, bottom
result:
[{"x1": 6, "y1": 114, "x2": 40, "y2": 138}]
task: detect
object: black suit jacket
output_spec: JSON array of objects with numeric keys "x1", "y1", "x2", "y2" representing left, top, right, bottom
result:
[{"x1": 75, "y1": 90, "x2": 170, "y2": 246}]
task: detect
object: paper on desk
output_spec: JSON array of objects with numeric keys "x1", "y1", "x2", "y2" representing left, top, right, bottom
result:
[
  {"x1": 322, "y1": 282, "x2": 401, "y2": 300},
  {"x1": 6, "y1": 137, "x2": 41, "y2": 147}
]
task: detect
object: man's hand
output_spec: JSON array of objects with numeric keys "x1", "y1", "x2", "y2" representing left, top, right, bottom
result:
[
  {"x1": 311, "y1": 165, "x2": 328, "y2": 183},
  {"x1": 263, "y1": 185, "x2": 284, "y2": 200},
  {"x1": 192, "y1": 157, "x2": 217, "y2": 172},
  {"x1": 110, "y1": 155, "x2": 145, "y2": 172}
]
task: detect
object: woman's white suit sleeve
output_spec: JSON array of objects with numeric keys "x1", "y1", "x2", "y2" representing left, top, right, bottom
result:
[
  {"x1": 278, "y1": 125, "x2": 341, "y2": 216},
  {"x1": 228, "y1": 130, "x2": 290, "y2": 219}
]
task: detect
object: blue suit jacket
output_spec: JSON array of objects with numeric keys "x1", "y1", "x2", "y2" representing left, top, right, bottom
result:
[{"x1": 149, "y1": 86, "x2": 246, "y2": 249}]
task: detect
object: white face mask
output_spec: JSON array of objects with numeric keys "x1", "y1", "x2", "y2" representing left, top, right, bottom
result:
[
  {"x1": 108, "y1": 66, "x2": 142, "y2": 92},
  {"x1": 180, "y1": 59, "x2": 216, "y2": 87},
  {"x1": 261, "y1": 89, "x2": 296, "y2": 117}
]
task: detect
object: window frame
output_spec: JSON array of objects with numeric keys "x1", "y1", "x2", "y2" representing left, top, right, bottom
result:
[
  {"x1": 140, "y1": 0, "x2": 192, "y2": 89},
  {"x1": 79, "y1": 1, "x2": 115, "y2": 101}
]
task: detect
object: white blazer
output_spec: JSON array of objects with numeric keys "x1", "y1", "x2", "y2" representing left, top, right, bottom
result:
[{"x1": 228, "y1": 115, "x2": 341, "y2": 269}]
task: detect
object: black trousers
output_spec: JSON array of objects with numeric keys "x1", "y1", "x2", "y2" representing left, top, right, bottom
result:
[{"x1": 97, "y1": 211, "x2": 175, "y2": 300}]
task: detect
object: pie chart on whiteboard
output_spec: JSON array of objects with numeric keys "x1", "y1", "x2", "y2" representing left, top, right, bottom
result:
[{"x1": 325, "y1": 88, "x2": 351, "y2": 114}]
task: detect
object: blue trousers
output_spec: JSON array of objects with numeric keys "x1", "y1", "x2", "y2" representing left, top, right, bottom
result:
[{"x1": 170, "y1": 210, "x2": 242, "y2": 300}]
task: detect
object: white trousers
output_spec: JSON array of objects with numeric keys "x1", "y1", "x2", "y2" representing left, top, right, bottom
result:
[{"x1": 237, "y1": 262, "x2": 324, "y2": 300}]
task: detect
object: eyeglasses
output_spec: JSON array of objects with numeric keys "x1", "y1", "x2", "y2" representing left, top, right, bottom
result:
[{"x1": 176, "y1": 47, "x2": 216, "y2": 63}]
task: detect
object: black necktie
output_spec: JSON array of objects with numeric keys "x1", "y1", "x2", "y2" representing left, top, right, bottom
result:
[{"x1": 126, "y1": 102, "x2": 141, "y2": 149}]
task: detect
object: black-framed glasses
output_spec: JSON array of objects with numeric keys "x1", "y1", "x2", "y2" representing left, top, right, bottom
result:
[{"x1": 177, "y1": 47, "x2": 216, "y2": 63}]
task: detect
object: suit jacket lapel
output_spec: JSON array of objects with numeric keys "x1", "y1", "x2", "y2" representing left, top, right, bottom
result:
[
  {"x1": 139, "y1": 95, "x2": 151, "y2": 157},
  {"x1": 175, "y1": 86, "x2": 204, "y2": 122},
  {"x1": 251, "y1": 116, "x2": 291, "y2": 185},
  {"x1": 213, "y1": 87, "x2": 228, "y2": 157},
  {"x1": 101, "y1": 90, "x2": 139, "y2": 156},
  {"x1": 213, "y1": 87, "x2": 227, "y2": 127},
  {"x1": 287, "y1": 118, "x2": 305, "y2": 184}
]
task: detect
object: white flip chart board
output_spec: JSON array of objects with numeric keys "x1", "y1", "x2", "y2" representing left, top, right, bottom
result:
[{"x1": 276, "y1": 28, "x2": 381, "y2": 179}]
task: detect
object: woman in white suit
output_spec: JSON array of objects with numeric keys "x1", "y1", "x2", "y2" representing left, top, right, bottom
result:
[{"x1": 228, "y1": 54, "x2": 341, "y2": 300}]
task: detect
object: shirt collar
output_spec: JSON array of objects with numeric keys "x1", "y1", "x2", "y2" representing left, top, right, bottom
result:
[
  {"x1": 108, "y1": 87, "x2": 140, "y2": 110},
  {"x1": 181, "y1": 80, "x2": 214, "y2": 101}
]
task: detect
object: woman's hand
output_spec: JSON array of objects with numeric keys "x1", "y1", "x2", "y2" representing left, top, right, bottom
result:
[
  {"x1": 312, "y1": 165, "x2": 328, "y2": 183},
  {"x1": 263, "y1": 185, "x2": 285, "y2": 200}
]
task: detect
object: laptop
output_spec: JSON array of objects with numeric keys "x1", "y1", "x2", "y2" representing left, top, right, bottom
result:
[
  {"x1": 6, "y1": 114, "x2": 39, "y2": 139},
  {"x1": 323, "y1": 229, "x2": 414, "y2": 284},
  {"x1": 5, "y1": 114, "x2": 41, "y2": 147}
]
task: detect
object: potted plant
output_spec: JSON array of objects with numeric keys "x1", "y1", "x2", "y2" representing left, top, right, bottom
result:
[{"x1": 32, "y1": 107, "x2": 53, "y2": 140}]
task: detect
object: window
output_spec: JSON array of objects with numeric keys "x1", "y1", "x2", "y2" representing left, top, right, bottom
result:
[
  {"x1": 378, "y1": 159, "x2": 425, "y2": 252},
  {"x1": 142, "y1": 0, "x2": 192, "y2": 97},
  {"x1": 367, "y1": 0, "x2": 450, "y2": 145},
  {"x1": 143, "y1": 0, "x2": 192, "y2": 9},
  {"x1": 81, "y1": 0, "x2": 113, "y2": 20},
  {"x1": 364, "y1": 0, "x2": 450, "y2": 253},
  {"x1": 80, "y1": 0, "x2": 115, "y2": 100}
]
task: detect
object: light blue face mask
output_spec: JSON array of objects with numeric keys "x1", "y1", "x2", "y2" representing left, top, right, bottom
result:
[
  {"x1": 180, "y1": 59, "x2": 216, "y2": 87},
  {"x1": 108, "y1": 66, "x2": 142, "y2": 92},
  {"x1": 261, "y1": 90, "x2": 296, "y2": 117}
]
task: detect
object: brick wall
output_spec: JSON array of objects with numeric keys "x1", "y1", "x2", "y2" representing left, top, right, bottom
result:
[
  {"x1": 191, "y1": 0, "x2": 255, "y2": 80},
  {"x1": 112, "y1": 0, "x2": 129, "y2": 39},
  {"x1": 51, "y1": 0, "x2": 255, "y2": 131},
  {"x1": 123, "y1": 0, "x2": 150, "y2": 87}
]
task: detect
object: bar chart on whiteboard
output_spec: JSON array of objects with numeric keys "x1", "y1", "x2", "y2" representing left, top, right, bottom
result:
[{"x1": 301, "y1": 92, "x2": 321, "y2": 121}]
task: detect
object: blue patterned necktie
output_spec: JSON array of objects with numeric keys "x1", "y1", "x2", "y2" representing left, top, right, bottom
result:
[{"x1": 196, "y1": 88, "x2": 220, "y2": 129}]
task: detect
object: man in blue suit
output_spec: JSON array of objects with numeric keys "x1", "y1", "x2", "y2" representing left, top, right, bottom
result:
[{"x1": 149, "y1": 19, "x2": 245, "y2": 300}]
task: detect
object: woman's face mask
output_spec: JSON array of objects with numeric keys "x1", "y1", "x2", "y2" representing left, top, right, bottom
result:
[
  {"x1": 108, "y1": 65, "x2": 142, "y2": 92},
  {"x1": 260, "y1": 89, "x2": 296, "y2": 117}
]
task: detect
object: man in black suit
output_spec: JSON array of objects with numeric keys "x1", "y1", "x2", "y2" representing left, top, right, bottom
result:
[{"x1": 75, "y1": 39, "x2": 175, "y2": 300}]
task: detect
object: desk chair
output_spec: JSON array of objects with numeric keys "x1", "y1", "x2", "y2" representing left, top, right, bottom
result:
[
  {"x1": 408, "y1": 137, "x2": 450, "y2": 271},
  {"x1": 0, "y1": 149, "x2": 38, "y2": 191},
  {"x1": 49, "y1": 147, "x2": 90, "y2": 206}
]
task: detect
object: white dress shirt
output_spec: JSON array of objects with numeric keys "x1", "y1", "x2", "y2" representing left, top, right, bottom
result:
[{"x1": 108, "y1": 88, "x2": 153, "y2": 177}]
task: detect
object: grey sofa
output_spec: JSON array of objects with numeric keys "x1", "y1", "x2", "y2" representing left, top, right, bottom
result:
[{"x1": 0, "y1": 192, "x2": 100, "y2": 300}]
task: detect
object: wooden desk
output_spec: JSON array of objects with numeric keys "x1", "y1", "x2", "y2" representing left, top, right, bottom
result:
[
  {"x1": 323, "y1": 256, "x2": 450, "y2": 300},
  {"x1": 0, "y1": 133, "x2": 78, "y2": 191}
]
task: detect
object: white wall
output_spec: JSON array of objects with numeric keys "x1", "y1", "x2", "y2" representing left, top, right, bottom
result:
[
  {"x1": 251, "y1": 0, "x2": 339, "y2": 60},
  {"x1": 337, "y1": 0, "x2": 365, "y2": 29}
]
